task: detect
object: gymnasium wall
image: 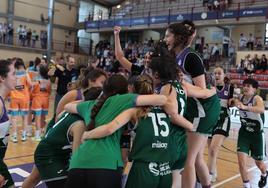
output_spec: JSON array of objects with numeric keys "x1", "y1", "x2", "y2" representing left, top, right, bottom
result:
[{"x1": 0, "y1": 0, "x2": 7, "y2": 13}]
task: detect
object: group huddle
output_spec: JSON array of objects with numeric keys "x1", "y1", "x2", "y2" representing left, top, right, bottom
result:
[{"x1": 0, "y1": 19, "x2": 267, "y2": 188}]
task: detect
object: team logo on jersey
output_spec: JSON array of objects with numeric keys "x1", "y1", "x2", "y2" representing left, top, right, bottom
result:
[
  {"x1": 149, "y1": 162, "x2": 159, "y2": 176},
  {"x1": 224, "y1": 91, "x2": 228, "y2": 96}
]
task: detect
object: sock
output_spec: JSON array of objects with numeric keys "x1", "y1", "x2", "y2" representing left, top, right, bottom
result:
[
  {"x1": 261, "y1": 172, "x2": 267, "y2": 177},
  {"x1": 243, "y1": 180, "x2": 250, "y2": 188}
]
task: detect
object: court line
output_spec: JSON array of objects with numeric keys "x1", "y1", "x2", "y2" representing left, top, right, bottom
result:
[
  {"x1": 212, "y1": 160, "x2": 268, "y2": 188},
  {"x1": 4, "y1": 154, "x2": 34, "y2": 161}
]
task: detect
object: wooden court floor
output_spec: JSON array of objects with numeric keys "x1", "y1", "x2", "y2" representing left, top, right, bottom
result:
[{"x1": 4, "y1": 89, "x2": 268, "y2": 188}]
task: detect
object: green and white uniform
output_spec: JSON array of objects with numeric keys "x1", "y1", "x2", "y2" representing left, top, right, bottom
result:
[
  {"x1": 169, "y1": 81, "x2": 188, "y2": 170},
  {"x1": 69, "y1": 93, "x2": 138, "y2": 170},
  {"x1": 237, "y1": 95, "x2": 266, "y2": 160},
  {"x1": 34, "y1": 112, "x2": 84, "y2": 182},
  {"x1": 126, "y1": 107, "x2": 172, "y2": 188}
]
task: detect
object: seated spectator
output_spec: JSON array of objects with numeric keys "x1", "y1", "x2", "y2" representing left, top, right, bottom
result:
[
  {"x1": 243, "y1": 54, "x2": 254, "y2": 74},
  {"x1": 236, "y1": 58, "x2": 245, "y2": 74},
  {"x1": 259, "y1": 54, "x2": 268, "y2": 72},
  {"x1": 251, "y1": 54, "x2": 259, "y2": 70},
  {"x1": 239, "y1": 33, "x2": 247, "y2": 50},
  {"x1": 256, "y1": 40, "x2": 263, "y2": 50},
  {"x1": 233, "y1": 83, "x2": 241, "y2": 98}
]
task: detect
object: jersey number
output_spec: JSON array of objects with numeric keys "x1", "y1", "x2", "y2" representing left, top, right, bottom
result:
[
  {"x1": 179, "y1": 98, "x2": 185, "y2": 115},
  {"x1": 148, "y1": 113, "x2": 169, "y2": 137}
]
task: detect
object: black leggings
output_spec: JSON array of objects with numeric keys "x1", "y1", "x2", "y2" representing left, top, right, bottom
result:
[
  {"x1": 46, "y1": 179, "x2": 67, "y2": 188},
  {"x1": 65, "y1": 168, "x2": 122, "y2": 188}
]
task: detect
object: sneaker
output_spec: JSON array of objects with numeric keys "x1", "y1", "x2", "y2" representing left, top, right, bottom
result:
[
  {"x1": 210, "y1": 172, "x2": 217, "y2": 183},
  {"x1": 26, "y1": 131, "x2": 32, "y2": 137},
  {"x1": 35, "y1": 136, "x2": 41, "y2": 142},
  {"x1": 11, "y1": 134, "x2": 18, "y2": 143},
  {"x1": 21, "y1": 131, "x2": 27, "y2": 141},
  {"x1": 258, "y1": 171, "x2": 268, "y2": 188}
]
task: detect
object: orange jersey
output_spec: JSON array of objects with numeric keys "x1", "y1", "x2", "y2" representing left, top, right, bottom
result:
[
  {"x1": 10, "y1": 71, "x2": 30, "y2": 99},
  {"x1": 31, "y1": 77, "x2": 51, "y2": 98}
]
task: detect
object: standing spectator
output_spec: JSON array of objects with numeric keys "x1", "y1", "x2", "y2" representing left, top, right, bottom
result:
[
  {"x1": 247, "y1": 33, "x2": 255, "y2": 50},
  {"x1": 7, "y1": 24, "x2": 13, "y2": 45},
  {"x1": 40, "y1": 31, "x2": 47, "y2": 49},
  {"x1": 256, "y1": 40, "x2": 263, "y2": 50},
  {"x1": 222, "y1": 34, "x2": 230, "y2": 57},
  {"x1": 26, "y1": 28, "x2": 32, "y2": 47},
  {"x1": 195, "y1": 35, "x2": 202, "y2": 53},
  {"x1": 47, "y1": 55, "x2": 79, "y2": 113},
  {"x1": 211, "y1": 43, "x2": 220, "y2": 62},
  {"x1": 21, "y1": 25, "x2": 27, "y2": 46},
  {"x1": 203, "y1": 44, "x2": 210, "y2": 71},
  {"x1": 17, "y1": 25, "x2": 23, "y2": 45},
  {"x1": 239, "y1": 33, "x2": 247, "y2": 50},
  {"x1": 2, "y1": 23, "x2": 7, "y2": 44},
  {"x1": 31, "y1": 30, "x2": 38, "y2": 48}
]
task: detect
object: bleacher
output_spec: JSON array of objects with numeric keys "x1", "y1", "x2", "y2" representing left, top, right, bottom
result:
[{"x1": 227, "y1": 68, "x2": 268, "y2": 89}]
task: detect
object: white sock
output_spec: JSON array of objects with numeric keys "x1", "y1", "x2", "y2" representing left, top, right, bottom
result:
[{"x1": 243, "y1": 181, "x2": 250, "y2": 188}]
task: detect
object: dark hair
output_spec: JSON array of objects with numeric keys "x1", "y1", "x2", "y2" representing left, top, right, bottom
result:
[
  {"x1": 0, "y1": 59, "x2": 12, "y2": 78},
  {"x1": 39, "y1": 65, "x2": 49, "y2": 80},
  {"x1": 128, "y1": 75, "x2": 138, "y2": 85},
  {"x1": 14, "y1": 58, "x2": 26, "y2": 70},
  {"x1": 88, "y1": 74, "x2": 128, "y2": 129},
  {"x1": 83, "y1": 86, "x2": 102, "y2": 101},
  {"x1": 243, "y1": 78, "x2": 258, "y2": 89},
  {"x1": 80, "y1": 67, "x2": 107, "y2": 89},
  {"x1": 29, "y1": 61, "x2": 34, "y2": 67},
  {"x1": 149, "y1": 55, "x2": 178, "y2": 83},
  {"x1": 34, "y1": 57, "x2": 41, "y2": 69},
  {"x1": 166, "y1": 20, "x2": 196, "y2": 50}
]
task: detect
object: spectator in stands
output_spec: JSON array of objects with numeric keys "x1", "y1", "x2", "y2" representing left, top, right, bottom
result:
[
  {"x1": 259, "y1": 54, "x2": 267, "y2": 72},
  {"x1": 211, "y1": 43, "x2": 220, "y2": 62},
  {"x1": 26, "y1": 28, "x2": 32, "y2": 47},
  {"x1": 222, "y1": 34, "x2": 230, "y2": 57},
  {"x1": 195, "y1": 35, "x2": 202, "y2": 54},
  {"x1": 239, "y1": 33, "x2": 247, "y2": 50},
  {"x1": 31, "y1": 30, "x2": 38, "y2": 48},
  {"x1": 7, "y1": 24, "x2": 13, "y2": 45},
  {"x1": 40, "y1": 31, "x2": 47, "y2": 49},
  {"x1": 2, "y1": 23, "x2": 7, "y2": 44},
  {"x1": 256, "y1": 39, "x2": 263, "y2": 50},
  {"x1": 22, "y1": 25, "x2": 27, "y2": 46},
  {"x1": 17, "y1": 25, "x2": 23, "y2": 45},
  {"x1": 203, "y1": 44, "x2": 210, "y2": 71},
  {"x1": 251, "y1": 54, "x2": 259, "y2": 70},
  {"x1": 247, "y1": 33, "x2": 255, "y2": 50},
  {"x1": 233, "y1": 83, "x2": 241, "y2": 98}
]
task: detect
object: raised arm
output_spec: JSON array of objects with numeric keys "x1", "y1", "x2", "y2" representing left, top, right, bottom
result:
[
  {"x1": 81, "y1": 108, "x2": 136, "y2": 141},
  {"x1": 114, "y1": 26, "x2": 132, "y2": 71}
]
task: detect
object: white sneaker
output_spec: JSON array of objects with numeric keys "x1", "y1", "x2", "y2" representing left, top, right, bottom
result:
[
  {"x1": 210, "y1": 173, "x2": 217, "y2": 183},
  {"x1": 35, "y1": 135, "x2": 41, "y2": 142},
  {"x1": 11, "y1": 134, "x2": 18, "y2": 143},
  {"x1": 21, "y1": 131, "x2": 27, "y2": 141},
  {"x1": 35, "y1": 130, "x2": 41, "y2": 142}
]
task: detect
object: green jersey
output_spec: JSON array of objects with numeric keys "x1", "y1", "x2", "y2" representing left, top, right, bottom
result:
[
  {"x1": 239, "y1": 95, "x2": 264, "y2": 133},
  {"x1": 129, "y1": 107, "x2": 171, "y2": 163},
  {"x1": 34, "y1": 112, "x2": 83, "y2": 181},
  {"x1": 69, "y1": 93, "x2": 138, "y2": 170}
]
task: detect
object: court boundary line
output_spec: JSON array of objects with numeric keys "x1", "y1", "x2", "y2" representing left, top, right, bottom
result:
[
  {"x1": 212, "y1": 160, "x2": 268, "y2": 188},
  {"x1": 4, "y1": 154, "x2": 34, "y2": 161}
]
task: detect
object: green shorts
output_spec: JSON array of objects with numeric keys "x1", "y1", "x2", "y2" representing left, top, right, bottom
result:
[
  {"x1": 170, "y1": 131, "x2": 187, "y2": 171},
  {"x1": 125, "y1": 161, "x2": 172, "y2": 188},
  {"x1": 237, "y1": 128, "x2": 266, "y2": 161},
  {"x1": 35, "y1": 159, "x2": 69, "y2": 182},
  {"x1": 0, "y1": 142, "x2": 14, "y2": 187},
  {"x1": 186, "y1": 95, "x2": 221, "y2": 135}
]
